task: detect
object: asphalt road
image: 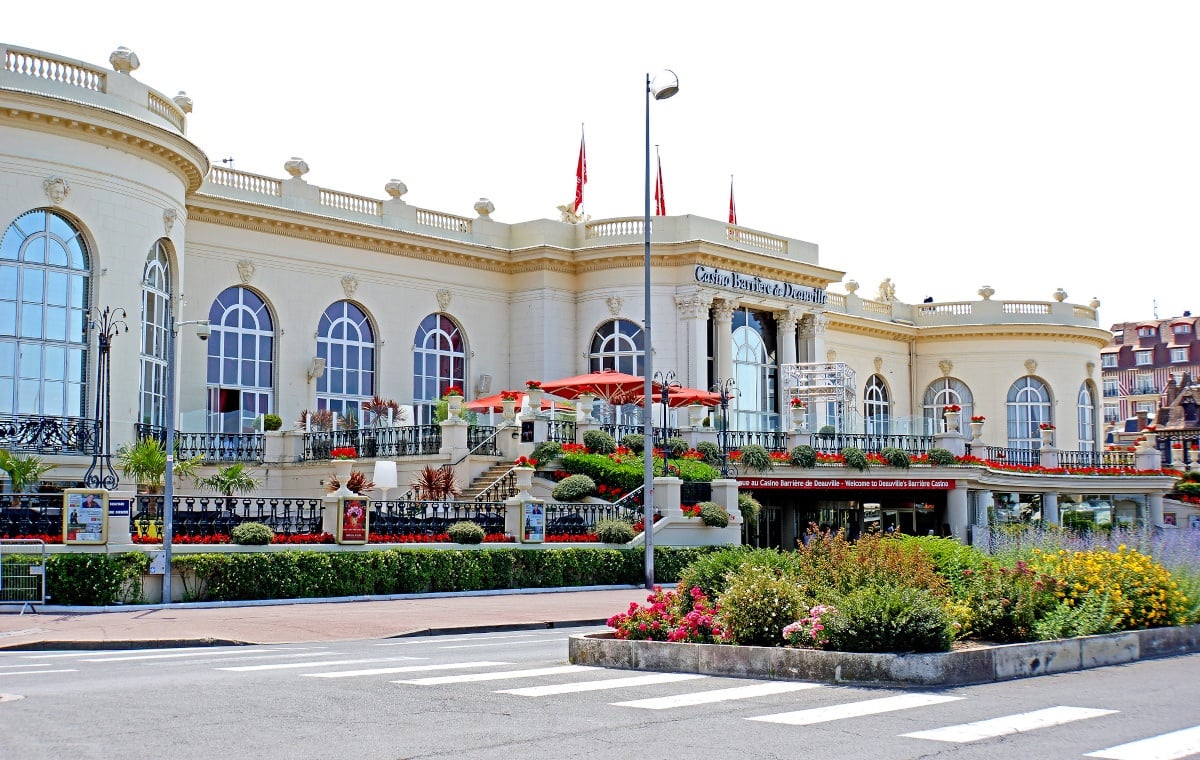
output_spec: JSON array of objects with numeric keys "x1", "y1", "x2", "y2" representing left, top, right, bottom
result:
[{"x1": 3, "y1": 630, "x2": 1199, "y2": 759}]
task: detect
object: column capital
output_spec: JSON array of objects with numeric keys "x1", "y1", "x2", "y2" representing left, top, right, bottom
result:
[
  {"x1": 713, "y1": 298, "x2": 738, "y2": 323},
  {"x1": 675, "y1": 293, "x2": 713, "y2": 320}
]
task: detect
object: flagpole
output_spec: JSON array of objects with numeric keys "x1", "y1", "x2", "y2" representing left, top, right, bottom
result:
[{"x1": 580, "y1": 123, "x2": 585, "y2": 220}]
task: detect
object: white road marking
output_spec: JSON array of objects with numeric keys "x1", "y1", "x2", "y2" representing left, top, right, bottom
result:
[
  {"x1": 0, "y1": 663, "x2": 57, "y2": 668},
  {"x1": 219, "y1": 657, "x2": 425, "y2": 672},
  {"x1": 614, "y1": 681, "x2": 823, "y2": 710},
  {"x1": 304, "y1": 661, "x2": 510, "y2": 679},
  {"x1": 750, "y1": 693, "x2": 963, "y2": 725},
  {"x1": 395, "y1": 665, "x2": 597, "y2": 685},
  {"x1": 82, "y1": 648, "x2": 281, "y2": 662},
  {"x1": 1085, "y1": 725, "x2": 1200, "y2": 759},
  {"x1": 0, "y1": 669, "x2": 78, "y2": 676},
  {"x1": 500, "y1": 672, "x2": 707, "y2": 696},
  {"x1": 902, "y1": 705, "x2": 1117, "y2": 742},
  {"x1": 375, "y1": 634, "x2": 544, "y2": 646},
  {"x1": 440, "y1": 638, "x2": 566, "y2": 650}
]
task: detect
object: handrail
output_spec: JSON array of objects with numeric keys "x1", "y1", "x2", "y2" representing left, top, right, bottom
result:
[
  {"x1": 451, "y1": 422, "x2": 512, "y2": 467},
  {"x1": 474, "y1": 467, "x2": 518, "y2": 503}
]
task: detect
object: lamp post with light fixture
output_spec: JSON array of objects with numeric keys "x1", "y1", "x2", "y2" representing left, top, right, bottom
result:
[
  {"x1": 642, "y1": 69, "x2": 679, "y2": 590},
  {"x1": 714, "y1": 378, "x2": 736, "y2": 478}
]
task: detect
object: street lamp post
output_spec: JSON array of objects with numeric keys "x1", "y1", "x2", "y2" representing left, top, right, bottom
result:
[
  {"x1": 653, "y1": 370, "x2": 678, "y2": 475},
  {"x1": 714, "y1": 378, "x2": 736, "y2": 478},
  {"x1": 162, "y1": 314, "x2": 210, "y2": 605},
  {"x1": 643, "y1": 69, "x2": 679, "y2": 590}
]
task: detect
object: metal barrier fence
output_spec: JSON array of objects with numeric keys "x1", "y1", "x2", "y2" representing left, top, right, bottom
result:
[
  {"x1": 1, "y1": 494, "x2": 63, "y2": 538},
  {"x1": 544, "y1": 503, "x2": 641, "y2": 536},
  {"x1": 370, "y1": 500, "x2": 507, "y2": 537},
  {"x1": 810, "y1": 433, "x2": 936, "y2": 455},
  {"x1": 131, "y1": 495, "x2": 325, "y2": 538},
  {"x1": 0, "y1": 539, "x2": 46, "y2": 611}
]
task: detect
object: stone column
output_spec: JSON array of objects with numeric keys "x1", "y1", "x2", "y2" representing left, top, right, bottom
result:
[
  {"x1": 1147, "y1": 491, "x2": 1165, "y2": 527},
  {"x1": 973, "y1": 490, "x2": 993, "y2": 549},
  {"x1": 1042, "y1": 491, "x2": 1059, "y2": 525},
  {"x1": 675, "y1": 293, "x2": 713, "y2": 391},
  {"x1": 947, "y1": 483, "x2": 969, "y2": 543},
  {"x1": 655, "y1": 476, "x2": 683, "y2": 519},
  {"x1": 713, "y1": 298, "x2": 737, "y2": 387},
  {"x1": 775, "y1": 307, "x2": 799, "y2": 421}
]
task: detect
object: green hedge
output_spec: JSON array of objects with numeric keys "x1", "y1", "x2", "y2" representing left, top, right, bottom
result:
[
  {"x1": 42, "y1": 553, "x2": 150, "y2": 606},
  {"x1": 167, "y1": 546, "x2": 720, "y2": 603}
]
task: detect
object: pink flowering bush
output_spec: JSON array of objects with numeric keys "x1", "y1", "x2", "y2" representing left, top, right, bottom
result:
[
  {"x1": 607, "y1": 586, "x2": 731, "y2": 644},
  {"x1": 782, "y1": 604, "x2": 838, "y2": 649}
]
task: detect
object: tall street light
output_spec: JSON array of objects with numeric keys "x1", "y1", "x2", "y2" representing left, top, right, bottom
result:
[
  {"x1": 162, "y1": 313, "x2": 210, "y2": 605},
  {"x1": 643, "y1": 69, "x2": 678, "y2": 590},
  {"x1": 714, "y1": 378, "x2": 737, "y2": 478}
]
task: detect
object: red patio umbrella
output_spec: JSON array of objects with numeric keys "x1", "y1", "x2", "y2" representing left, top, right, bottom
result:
[
  {"x1": 631, "y1": 386, "x2": 722, "y2": 408},
  {"x1": 538, "y1": 369, "x2": 652, "y2": 405},
  {"x1": 464, "y1": 391, "x2": 570, "y2": 413}
]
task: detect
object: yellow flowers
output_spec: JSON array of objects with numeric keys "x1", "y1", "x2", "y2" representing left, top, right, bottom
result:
[{"x1": 1030, "y1": 547, "x2": 1187, "y2": 629}]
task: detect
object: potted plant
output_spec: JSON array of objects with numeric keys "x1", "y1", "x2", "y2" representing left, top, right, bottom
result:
[
  {"x1": 969, "y1": 415, "x2": 986, "y2": 440},
  {"x1": 0, "y1": 449, "x2": 56, "y2": 506},
  {"x1": 359, "y1": 396, "x2": 406, "y2": 456},
  {"x1": 196, "y1": 463, "x2": 262, "y2": 497},
  {"x1": 525, "y1": 380, "x2": 544, "y2": 409},
  {"x1": 500, "y1": 390, "x2": 520, "y2": 420},
  {"x1": 116, "y1": 437, "x2": 204, "y2": 494},
  {"x1": 299, "y1": 409, "x2": 335, "y2": 459},
  {"x1": 410, "y1": 465, "x2": 460, "y2": 502},
  {"x1": 1039, "y1": 422, "x2": 1056, "y2": 446},
  {"x1": 443, "y1": 386, "x2": 465, "y2": 416},
  {"x1": 789, "y1": 397, "x2": 807, "y2": 428},
  {"x1": 943, "y1": 404, "x2": 962, "y2": 432}
]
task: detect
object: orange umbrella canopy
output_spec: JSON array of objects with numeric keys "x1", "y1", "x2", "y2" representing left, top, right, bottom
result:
[
  {"x1": 464, "y1": 391, "x2": 568, "y2": 413},
  {"x1": 634, "y1": 386, "x2": 723, "y2": 408},
  {"x1": 538, "y1": 369, "x2": 651, "y2": 404}
]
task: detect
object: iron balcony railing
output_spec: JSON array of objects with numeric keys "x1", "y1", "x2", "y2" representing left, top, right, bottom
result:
[
  {"x1": 135, "y1": 424, "x2": 264, "y2": 462},
  {"x1": 680, "y1": 481, "x2": 713, "y2": 505},
  {"x1": 370, "y1": 499, "x2": 506, "y2": 537},
  {"x1": 303, "y1": 425, "x2": 442, "y2": 460},
  {"x1": 1158, "y1": 429, "x2": 1200, "y2": 468},
  {"x1": 130, "y1": 494, "x2": 325, "y2": 538},
  {"x1": 1058, "y1": 450, "x2": 1136, "y2": 469},
  {"x1": 810, "y1": 432, "x2": 936, "y2": 455},
  {"x1": 544, "y1": 502, "x2": 643, "y2": 536},
  {"x1": 546, "y1": 419, "x2": 576, "y2": 443},
  {"x1": 981, "y1": 446, "x2": 1040, "y2": 467},
  {"x1": 0, "y1": 493, "x2": 63, "y2": 537},
  {"x1": 1, "y1": 413, "x2": 96, "y2": 455}
]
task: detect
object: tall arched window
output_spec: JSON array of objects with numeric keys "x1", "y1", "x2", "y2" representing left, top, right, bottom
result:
[
  {"x1": 922, "y1": 378, "x2": 974, "y2": 434},
  {"x1": 139, "y1": 241, "x2": 171, "y2": 430},
  {"x1": 588, "y1": 319, "x2": 644, "y2": 374},
  {"x1": 864, "y1": 374, "x2": 890, "y2": 435},
  {"x1": 1007, "y1": 376, "x2": 1051, "y2": 449},
  {"x1": 317, "y1": 301, "x2": 375, "y2": 420},
  {"x1": 1077, "y1": 382, "x2": 1097, "y2": 452},
  {"x1": 206, "y1": 287, "x2": 274, "y2": 433},
  {"x1": 0, "y1": 209, "x2": 90, "y2": 416},
  {"x1": 732, "y1": 308, "x2": 777, "y2": 432},
  {"x1": 413, "y1": 313, "x2": 465, "y2": 423}
]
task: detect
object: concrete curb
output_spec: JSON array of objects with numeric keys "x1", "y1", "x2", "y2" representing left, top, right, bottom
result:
[{"x1": 568, "y1": 624, "x2": 1200, "y2": 686}]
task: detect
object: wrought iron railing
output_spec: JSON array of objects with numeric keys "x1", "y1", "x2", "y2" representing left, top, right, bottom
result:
[
  {"x1": 130, "y1": 494, "x2": 325, "y2": 538},
  {"x1": 370, "y1": 499, "x2": 506, "y2": 536},
  {"x1": 135, "y1": 424, "x2": 265, "y2": 462},
  {"x1": 982, "y1": 446, "x2": 1039, "y2": 467},
  {"x1": 303, "y1": 425, "x2": 442, "y2": 461},
  {"x1": 474, "y1": 469, "x2": 518, "y2": 503},
  {"x1": 547, "y1": 419, "x2": 576, "y2": 443},
  {"x1": 1158, "y1": 429, "x2": 1199, "y2": 468},
  {"x1": 1, "y1": 414, "x2": 96, "y2": 455},
  {"x1": 545, "y1": 502, "x2": 641, "y2": 536},
  {"x1": 724, "y1": 430, "x2": 791, "y2": 452},
  {"x1": 0, "y1": 494, "x2": 63, "y2": 537},
  {"x1": 467, "y1": 425, "x2": 503, "y2": 456},
  {"x1": 806, "y1": 433, "x2": 936, "y2": 455}
]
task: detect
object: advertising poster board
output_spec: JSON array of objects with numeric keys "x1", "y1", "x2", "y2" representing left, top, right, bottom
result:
[
  {"x1": 63, "y1": 488, "x2": 108, "y2": 544},
  {"x1": 522, "y1": 500, "x2": 544, "y2": 543},
  {"x1": 337, "y1": 496, "x2": 370, "y2": 545}
]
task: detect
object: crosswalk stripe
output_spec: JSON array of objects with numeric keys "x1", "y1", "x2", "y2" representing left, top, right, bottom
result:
[
  {"x1": 1084, "y1": 725, "x2": 1200, "y2": 759},
  {"x1": 499, "y1": 672, "x2": 707, "y2": 697},
  {"x1": 395, "y1": 665, "x2": 598, "y2": 685},
  {"x1": 614, "y1": 681, "x2": 823, "y2": 710},
  {"x1": 304, "y1": 661, "x2": 510, "y2": 679},
  {"x1": 902, "y1": 705, "x2": 1117, "y2": 742},
  {"x1": 0, "y1": 669, "x2": 78, "y2": 676},
  {"x1": 750, "y1": 693, "x2": 962, "y2": 725},
  {"x1": 219, "y1": 657, "x2": 424, "y2": 672},
  {"x1": 375, "y1": 634, "x2": 543, "y2": 646},
  {"x1": 82, "y1": 648, "x2": 282, "y2": 662},
  {"x1": 441, "y1": 638, "x2": 566, "y2": 650}
]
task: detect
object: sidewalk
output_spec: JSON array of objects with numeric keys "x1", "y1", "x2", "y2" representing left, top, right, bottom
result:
[{"x1": 0, "y1": 586, "x2": 654, "y2": 650}]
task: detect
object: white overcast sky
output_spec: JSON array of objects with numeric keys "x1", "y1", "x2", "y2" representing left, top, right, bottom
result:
[{"x1": 8, "y1": 1, "x2": 1198, "y2": 325}]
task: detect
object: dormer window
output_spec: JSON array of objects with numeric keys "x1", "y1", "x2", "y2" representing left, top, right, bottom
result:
[
  {"x1": 1174, "y1": 324, "x2": 1192, "y2": 335},
  {"x1": 1138, "y1": 326, "x2": 1156, "y2": 338}
]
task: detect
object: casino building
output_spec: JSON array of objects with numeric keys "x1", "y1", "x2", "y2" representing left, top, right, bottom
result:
[{"x1": 0, "y1": 43, "x2": 1182, "y2": 548}]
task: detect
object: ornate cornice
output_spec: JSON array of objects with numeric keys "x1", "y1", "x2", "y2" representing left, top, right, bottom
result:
[{"x1": 0, "y1": 90, "x2": 208, "y2": 192}]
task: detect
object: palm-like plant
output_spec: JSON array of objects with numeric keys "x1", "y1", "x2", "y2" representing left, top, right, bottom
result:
[
  {"x1": 297, "y1": 409, "x2": 334, "y2": 432},
  {"x1": 326, "y1": 470, "x2": 376, "y2": 496},
  {"x1": 116, "y1": 437, "x2": 204, "y2": 493},
  {"x1": 360, "y1": 396, "x2": 406, "y2": 428},
  {"x1": 0, "y1": 449, "x2": 56, "y2": 505},
  {"x1": 410, "y1": 465, "x2": 460, "y2": 501},
  {"x1": 196, "y1": 463, "x2": 262, "y2": 496}
]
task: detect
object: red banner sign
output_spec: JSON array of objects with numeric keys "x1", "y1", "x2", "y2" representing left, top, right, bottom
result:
[{"x1": 739, "y1": 477, "x2": 956, "y2": 490}]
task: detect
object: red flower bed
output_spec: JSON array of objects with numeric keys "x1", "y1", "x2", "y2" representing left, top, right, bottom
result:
[
  {"x1": 367, "y1": 532, "x2": 515, "y2": 543},
  {"x1": 6, "y1": 533, "x2": 62, "y2": 544},
  {"x1": 546, "y1": 533, "x2": 598, "y2": 542}
]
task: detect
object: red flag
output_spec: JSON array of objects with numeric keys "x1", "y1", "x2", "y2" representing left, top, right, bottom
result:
[
  {"x1": 728, "y1": 177, "x2": 737, "y2": 225},
  {"x1": 574, "y1": 130, "x2": 587, "y2": 213},
  {"x1": 654, "y1": 151, "x2": 666, "y2": 216}
]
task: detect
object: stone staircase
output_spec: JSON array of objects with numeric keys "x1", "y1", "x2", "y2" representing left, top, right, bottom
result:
[{"x1": 458, "y1": 463, "x2": 518, "y2": 502}]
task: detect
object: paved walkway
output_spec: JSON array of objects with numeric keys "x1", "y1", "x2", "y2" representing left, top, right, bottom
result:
[{"x1": 0, "y1": 587, "x2": 652, "y2": 650}]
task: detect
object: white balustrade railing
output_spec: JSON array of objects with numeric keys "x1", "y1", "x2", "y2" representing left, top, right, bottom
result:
[
  {"x1": 415, "y1": 208, "x2": 472, "y2": 233},
  {"x1": 1002, "y1": 301, "x2": 1051, "y2": 315},
  {"x1": 726, "y1": 226, "x2": 787, "y2": 253},
  {"x1": 825, "y1": 292, "x2": 847, "y2": 309},
  {"x1": 1073, "y1": 305, "x2": 1097, "y2": 320},
  {"x1": 4, "y1": 47, "x2": 106, "y2": 92},
  {"x1": 320, "y1": 188, "x2": 382, "y2": 216},
  {"x1": 861, "y1": 299, "x2": 891, "y2": 315},
  {"x1": 917, "y1": 301, "x2": 973, "y2": 317},
  {"x1": 146, "y1": 91, "x2": 185, "y2": 131},
  {"x1": 207, "y1": 166, "x2": 283, "y2": 196},
  {"x1": 587, "y1": 219, "x2": 645, "y2": 238}
]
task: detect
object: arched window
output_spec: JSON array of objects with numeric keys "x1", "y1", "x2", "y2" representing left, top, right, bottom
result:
[
  {"x1": 0, "y1": 209, "x2": 90, "y2": 416},
  {"x1": 864, "y1": 374, "x2": 890, "y2": 435},
  {"x1": 139, "y1": 241, "x2": 171, "y2": 430},
  {"x1": 922, "y1": 378, "x2": 974, "y2": 434},
  {"x1": 732, "y1": 308, "x2": 778, "y2": 432},
  {"x1": 588, "y1": 319, "x2": 644, "y2": 375},
  {"x1": 1077, "y1": 382, "x2": 1097, "y2": 452},
  {"x1": 1007, "y1": 376, "x2": 1051, "y2": 449},
  {"x1": 317, "y1": 301, "x2": 375, "y2": 421},
  {"x1": 206, "y1": 287, "x2": 274, "y2": 433},
  {"x1": 413, "y1": 313, "x2": 465, "y2": 423}
]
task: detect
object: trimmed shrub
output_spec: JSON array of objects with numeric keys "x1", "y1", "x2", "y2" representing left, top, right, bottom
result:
[
  {"x1": 263, "y1": 413, "x2": 283, "y2": 431},
  {"x1": 619, "y1": 433, "x2": 645, "y2": 454},
  {"x1": 695, "y1": 441, "x2": 722, "y2": 467},
  {"x1": 716, "y1": 564, "x2": 807, "y2": 646},
  {"x1": 698, "y1": 501, "x2": 730, "y2": 528},
  {"x1": 595, "y1": 518, "x2": 635, "y2": 544},
  {"x1": 447, "y1": 521, "x2": 485, "y2": 545},
  {"x1": 582, "y1": 429, "x2": 617, "y2": 455},
  {"x1": 817, "y1": 425, "x2": 836, "y2": 436},
  {"x1": 231, "y1": 522, "x2": 274, "y2": 545},
  {"x1": 664, "y1": 437, "x2": 689, "y2": 457},
  {"x1": 789, "y1": 445, "x2": 817, "y2": 468},
  {"x1": 926, "y1": 448, "x2": 954, "y2": 466},
  {"x1": 841, "y1": 447, "x2": 869, "y2": 471},
  {"x1": 737, "y1": 444, "x2": 774, "y2": 473},
  {"x1": 553, "y1": 473, "x2": 597, "y2": 502},
  {"x1": 44, "y1": 553, "x2": 149, "y2": 606},
  {"x1": 881, "y1": 447, "x2": 911, "y2": 469},
  {"x1": 822, "y1": 586, "x2": 953, "y2": 653},
  {"x1": 737, "y1": 492, "x2": 761, "y2": 525},
  {"x1": 530, "y1": 440, "x2": 563, "y2": 466}
]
